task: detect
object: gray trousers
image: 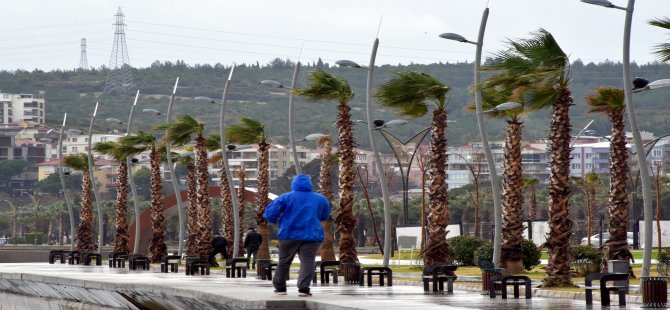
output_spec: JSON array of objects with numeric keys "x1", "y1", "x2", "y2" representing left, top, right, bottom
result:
[{"x1": 273, "y1": 240, "x2": 321, "y2": 292}]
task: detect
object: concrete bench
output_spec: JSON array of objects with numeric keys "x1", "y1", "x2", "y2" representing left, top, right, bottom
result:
[
  {"x1": 359, "y1": 266, "x2": 392, "y2": 287},
  {"x1": 67, "y1": 250, "x2": 81, "y2": 265},
  {"x1": 225, "y1": 257, "x2": 247, "y2": 278},
  {"x1": 489, "y1": 275, "x2": 532, "y2": 299},
  {"x1": 185, "y1": 256, "x2": 210, "y2": 276},
  {"x1": 265, "y1": 262, "x2": 278, "y2": 281},
  {"x1": 423, "y1": 264, "x2": 457, "y2": 293},
  {"x1": 49, "y1": 250, "x2": 66, "y2": 264},
  {"x1": 108, "y1": 252, "x2": 128, "y2": 268},
  {"x1": 313, "y1": 260, "x2": 340, "y2": 284},
  {"x1": 83, "y1": 253, "x2": 102, "y2": 266},
  {"x1": 581, "y1": 272, "x2": 629, "y2": 306},
  {"x1": 128, "y1": 254, "x2": 150, "y2": 270},
  {"x1": 160, "y1": 254, "x2": 181, "y2": 273}
]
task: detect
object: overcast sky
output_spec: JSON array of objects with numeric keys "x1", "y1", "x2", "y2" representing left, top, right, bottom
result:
[{"x1": 2, "y1": 0, "x2": 668, "y2": 71}]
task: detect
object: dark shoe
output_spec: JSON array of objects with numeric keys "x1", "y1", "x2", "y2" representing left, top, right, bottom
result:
[
  {"x1": 298, "y1": 289, "x2": 311, "y2": 297},
  {"x1": 274, "y1": 290, "x2": 287, "y2": 296}
]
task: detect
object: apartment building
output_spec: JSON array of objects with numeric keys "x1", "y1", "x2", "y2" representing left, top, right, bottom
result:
[{"x1": 0, "y1": 92, "x2": 46, "y2": 126}]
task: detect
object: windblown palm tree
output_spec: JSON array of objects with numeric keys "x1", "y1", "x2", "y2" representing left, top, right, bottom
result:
[
  {"x1": 570, "y1": 172, "x2": 600, "y2": 247},
  {"x1": 523, "y1": 178, "x2": 540, "y2": 221},
  {"x1": 158, "y1": 114, "x2": 211, "y2": 261},
  {"x1": 649, "y1": 17, "x2": 670, "y2": 62},
  {"x1": 92, "y1": 141, "x2": 131, "y2": 255},
  {"x1": 206, "y1": 133, "x2": 234, "y2": 258},
  {"x1": 375, "y1": 71, "x2": 451, "y2": 266},
  {"x1": 118, "y1": 131, "x2": 166, "y2": 263},
  {"x1": 317, "y1": 135, "x2": 336, "y2": 261},
  {"x1": 235, "y1": 165, "x2": 247, "y2": 258},
  {"x1": 174, "y1": 149, "x2": 198, "y2": 257},
  {"x1": 226, "y1": 116, "x2": 271, "y2": 265},
  {"x1": 62, "y1": 153, "x2": 97, "y2": 252},
  {"x1": 297, "y1": 69, "x2": 359, "y2": 269},
  {"x1": 484, "y1": 29, "x2": 573, "y2": 287},
  {"x1": 473, "y1": 83, "x2": 527, "y2": 273},
  {"x1": 585, "y1": 87, "x2": 632, "y2": 270}
]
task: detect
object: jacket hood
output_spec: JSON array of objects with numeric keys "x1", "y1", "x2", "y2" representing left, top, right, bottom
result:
[{"x1": 291, "y1": 174, "x2": 313, "y2": 192}]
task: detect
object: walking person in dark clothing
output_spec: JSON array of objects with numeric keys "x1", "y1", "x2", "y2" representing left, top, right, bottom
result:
[
  {"x1": 244, "y1": 227, "x2": 262, "y2": 269},
  {"x1": 264, "y1": 174, "x2": 330, "y2": 297},
  {"x1": 209, "y1": 233, "x2": 228, "y2": 267}
]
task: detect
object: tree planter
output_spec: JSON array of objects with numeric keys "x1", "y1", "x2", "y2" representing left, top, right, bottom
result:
[
  {"x1": 340, "y1": 262, "x2": 361, "y2": 284},
  {"x1": 256, "y1": 259, "x2": 272, "y2": 280}
]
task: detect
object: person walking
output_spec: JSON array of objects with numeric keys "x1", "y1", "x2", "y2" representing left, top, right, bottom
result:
[
  {"x1": 243, "y1": 227, "x2": 262, "y2": 269},
  {"x1": 264, "y1": 174, "x2": 330, "y2": 297},
  {"x1": 208, "y1": 232, "x2": 229, "y2": 267}
]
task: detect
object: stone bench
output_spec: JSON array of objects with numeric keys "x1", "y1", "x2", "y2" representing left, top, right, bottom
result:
[
  {"x1": 83, "y1": 253, "x2": 102, "y2": 266},
  {"x1": 160, "y1": 254, "x2": 181, "y2": 273},
  {"x1": 108, "y1": 252, "x2": 128, "y2": 268},
  {"x1": 314, "y1": 260, "x2": 339, "y2": 284},
  {"x1": 422, "y1": 264, "x2": 457, "y2": 293},
  {"x1": 225, "y1": 258, "x2": 247, "y2": 278},
  {"x1": 359, "y1": 266, "x2": 392, "y2": 287},
  {"x1": 67, "y1": 250, "x2": 81, "y2": 265},
  {"x1": 265, "y1": 262, "x2": 278, "y2": 281},
  {"x1": 581, "y1": 272, "x2": 629, "y2": 306},
  {"x1": 489, "y1": 275, "x2": 532, "y2": 299},
  {"x1": 185, "y1": 256, "x2": 211, "y2": 276},
  {"x1": 48, "y1": 250, "x2": 66, "y2": 264},
  {"x1": 128, "y1": 255, "x2": 150, "y2": 270}
]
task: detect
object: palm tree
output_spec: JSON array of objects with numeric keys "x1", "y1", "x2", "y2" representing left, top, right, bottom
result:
[
  {"x1": 297, "y1": 69, "x2": 359, "y2": 270},
  {"x1": 473, "y1": 83, "x2": 527, "y2": 273},
  {"x1": 225, "y1": 116, "x2": 271, "y2": 265},
  {"x1": 206, "y1": 133, "x2": 234, "y2": 258},
  {"x1": 118, "y1": 131, "x2": 166, "y2": 263},
  {"x1": 484, "y1": 29, "x2": 573, "y2": 287},
  {"x1": 92, "y1": 141, "x2": 131, "y2": 255},
  {"x1": 316, "y1": 135, "x2": 336, "y2": 261},
  {"x1": 174, "y1": 150, "x2": 198, "y2": 257},
  {"x1": 570, "y1": 172, "x2": 600, "y2": 246},
  {"x1": 585, "y1": 87, "x2": 632, "y2": 270},
  {"x1": 235, "y1": 165, "x2": 247, "y2": 258},
  {"x1": 158, "y1": 114, "x2": 211, "y2": 261},
  {"x1": 649, "y1": 17, "x2": 670, "y2": 62},
  {"x1": 523, "y1": 178, "x2": 540, "y2": 221},
  {"x1": 375, "y1": 71, "x2": 451, "y2": 267},
  {"x1": 62, "y1": 153, "x2": 97, "y2": 253}
]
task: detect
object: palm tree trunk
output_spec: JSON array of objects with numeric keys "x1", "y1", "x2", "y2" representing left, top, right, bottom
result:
[
  {"x1": 195, "y1": 136, "x2": 212, "y2": 261},
  {"x1": 318, "y1": 137, "x2": 336, "y2": 261},
  {"x1": 501, "y1": 119, "x2": 525, "y2": 273},
  {"x1": 236, "y1": 165, "x2": 247, "y2": 258},
  {"x1": 256, "y1": 140, "x2": 271, "y2": 260},
  {"x1": 76, "y1": 169, "x2": 96, "y2": 252},
  {"x1": 543, "y1": 88, "x2": 574, "y2": 287},
  {"x1": 528, "y1": 185, "x2": 537, "y2": 221},
  {"x1": 185, "y1": 164, "x2": 198, "y2": 256},
  {"x1": 219, "y1": 164, "x2": 234, "y2": 258},
  {"x1": 424, "y1": 108, "x2": 451, "y2": 266},
  {"x1": 112, "y1": 161, "x2": 130, "y2": 254},
  {"x1": 602, "y1": 109, "x2": 632, "y2": 271},
  {"x1": 334, "y1": 103, "x2": 358, "y2": 264},
  {"x1": 587, "y1": 184, "x2": 596, "y2": 246},
  {"x1": 148, "y1": 147, "x2": 167, "y2": 263}
]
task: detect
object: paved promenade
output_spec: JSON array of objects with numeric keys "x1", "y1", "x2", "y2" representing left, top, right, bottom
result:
[{"x1": 0, "y1": 262, "x2": 646, "y2": 309}]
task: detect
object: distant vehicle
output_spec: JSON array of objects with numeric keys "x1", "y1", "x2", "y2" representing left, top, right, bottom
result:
[{"x1": 581, "y1": 232, "x2": 635, "y2": 247}]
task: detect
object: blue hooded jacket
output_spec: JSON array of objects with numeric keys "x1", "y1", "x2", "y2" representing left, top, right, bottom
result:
[{"x1": 263, "y1": 174, "x2": 331, "y2": 241}]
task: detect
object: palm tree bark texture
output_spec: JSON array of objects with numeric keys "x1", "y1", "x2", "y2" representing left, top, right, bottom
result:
[
  {"x1": 148, "y1": 145, "x2": 167, "y2": 263},
  {"x1": 501, "y1": 119, "x2": 525, "y2": 273},
  {"x1": 318, "y1": 135, "x2": 336, "y2": 261},
  {"x1": 526, "y1": 179, "x2": 538, "y2": 221},
  {"x1": 219, "y1": 164, "x2": 235, "y2": 258},
  {"x1": 602, "y1": 108, "x2": 632, "y2": 271},
  {"x1": 195, "y1": 135, "x2": 213, "y2": 260},
  {"x1": 424, "y1": 108, "x2": 451, "y2": 266},
  {"x1": 236, "y1": 165, "x2": 247, "y2": 258},
  {"x1": 255, "y1": 140, "x2": 272, "y2": 262},
  {"x1": 112, "y1": 160, "x2": 130, "y2": 255},
  {"x1": 335, "y1": 103, "x2": 358, "y2": 265},
  {"x1": 185, "y1": 164, "x2": 199, "y2": 257},
  {"x1": 76, "y1": 168, "x2": 97, "y2": 252},
  {"x1": 543, "y1": 88, "x2": 573, "y2": 287}
]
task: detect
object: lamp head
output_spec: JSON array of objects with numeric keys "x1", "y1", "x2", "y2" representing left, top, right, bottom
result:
[
  {"x1": 373, "y1": 119, "x2": 385, "y2": 127},
  {"x1": 130, "y1": 158, "x2": 139, "y2": 164},
  {"x1": 632, "y1": 77, "x2": 650, "y2": 90},
  {"x1": 335, "y1": 60, "x2": 363, "y2": 68},
  {"x1": 194, "y1": 96, "x2": 216, "y2": 103},
  {"x1": 39, "y1": 138, "x2": 53, "y2": 143},
  {"x1": 105, "y1": 118, "x2": 123, "y2": 125},
  {"x1": 260, "y1": 80, "x2": 284, "y2": 88},
  {"x1": 66, "y1": 129, "x2": 82, "y2": 135},
  {"x1": 439, "y1": 33, "x2": 470, "y2": 43},
  {"x1": 142, "y1": 108, "x2": 163, "y2": 115},
  {"x1": 581, "y1": 0, "x2": 615, "y2": 8},
  {"x1": 226, "y1": 144, "x2": 237, "y2": 151}
]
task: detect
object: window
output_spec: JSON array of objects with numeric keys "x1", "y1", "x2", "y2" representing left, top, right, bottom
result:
[
  {"x1": 586, "y1": 163, "x2": 593, "y2": 170},
  {"x1": 72, "y1": 147, "x2": 78, "y2": 152},
  {"x1": 585, "y1": 153, "x2": 593, "y2": 159},
  {"x1": 652, "y1": 149, "x2": 663, "y2": 157},
  {"x1": 573, "y1": 153, "x2": 581, "y2": 159},
  {"x1": 71, "y1": 138, "x2": 77, "y2": 143},
  {"x1": 571, "y1": 163, "x2": 581, "y2": 170}
]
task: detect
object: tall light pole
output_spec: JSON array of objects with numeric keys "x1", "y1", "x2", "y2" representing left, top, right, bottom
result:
[
  {"x1": 50, "y1": 114, "x2": 76, "y2": 250},
  {"x1": 126, "y1": 91, "x2": 142, "y2": 254},
  {"x1": 581, "y1": 0, "x2": 653, "y2": 276},
  {"x1": 162, "y1": 78, "x2": 186, "y2": 255},
  {"x1": 570, "y1": 120, "x2": 595, "y2": 148},
  {"x1": 335, "y1": 21, "x2": 392, "y2": 267},
  {"x1": 86, "y1": 102, "x2": 104, "y2": 253},
  {"x1": 439, "y1": 6, "x2": 503, "y2": 267},
  {"x1": 289, "y1": 45, "x2": 305, "y2": 175}
]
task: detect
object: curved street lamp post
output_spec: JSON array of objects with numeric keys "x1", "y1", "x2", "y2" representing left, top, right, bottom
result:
[{"x1": 86, "y1": 102, "x2": 104, "y2": 253}]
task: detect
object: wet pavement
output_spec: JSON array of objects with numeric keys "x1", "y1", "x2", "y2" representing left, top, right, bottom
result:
[{"x1": 0, "y1": 262, "x2": 646, "y2": 309}]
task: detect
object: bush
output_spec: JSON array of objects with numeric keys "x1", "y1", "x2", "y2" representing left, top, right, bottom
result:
[
  {"x1": 473, "y1": 240, "x2": 541, "y2": 271},
  {"x1": 448, "y1": 236, "x2": 487, "y2": 266},
  {"x1": 571, "y1": 245, "x2": 602, "y2": 265}
]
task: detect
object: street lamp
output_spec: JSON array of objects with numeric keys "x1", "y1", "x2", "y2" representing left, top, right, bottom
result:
[
  {"x1": 439, "y1": 5, "x2": 504, "y2": 268},
  {"x1": 86, "y1": 102, "x2": 104, "y2": 253},
  {"x1": 570, "y1": 120, "x2": 595, "y2": 148},
  {"x1": 336, "y1": 24, "x2": 393, "y2": 267},
  {"x1": 296, "y1": 133, "x2": 326, "y2": 142},
  {"x1": 195, "y1": 65, "x2": 243, "y2": 257}
]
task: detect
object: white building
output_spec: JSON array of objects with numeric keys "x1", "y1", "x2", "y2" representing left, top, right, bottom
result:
[{"x1": 0, "y1": 93, "x2": 46, "y2": 126}]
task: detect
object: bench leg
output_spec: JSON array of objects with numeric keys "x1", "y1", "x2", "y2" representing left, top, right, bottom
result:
[
  {"x1": 359, "y1": 271, "x2": 365, "y2": 287},
  {"x1": 601, "y1": 288, "x2": 610, "y2": 306},
  {"x1": 585, "y1": 289, "x2": 593, "y2": 305},
  {"x1": 525, "y1": 281, "x2": 532, "y2": 299},
  {"x1": 387, "y1": 272, "x2": 392, "y2": 287},
  {"x1": 447, "y1": 278, "x2": 453, "y2": 293},
  {"x1": 489, "y1": 283, "x2": 496, "y2": 298},
  {"x1": 333, "y1": 271, "x2": 338, "y2": 284},
  {"x1": 618, "y1": 290, "x2": 626, "y2": 306},
  {"x1": 513, "y1": 284, "x2": 520, "y2": 298},
  {"x1": 379, "y1": 273, "x2": 384, "y2": 287},
  {"x1": 423, "y1": 279, "x2": 430, "y2": 292},
  {"x1": 368, "y1": 272, "x2": 373, "y2": 287}
]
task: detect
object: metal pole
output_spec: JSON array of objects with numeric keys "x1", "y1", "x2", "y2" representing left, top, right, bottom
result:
[
  {"x1": 473, "y1": 7, "x2": 502, "y2": 268},
  {"x1": 621, "y1": 0, "x2": 651, "y2": 276},
  {"x1": 87, "y1": 102, "x2": 104, "y2": 253},
  {"x1": 219, "y1": 66, "x2": 242, "y2": 257},
  {"x1": 58, "y1": 113, "x2": 75, "y2": 251},
  {"x1": 288, "y1": 46, "x2": 304, "y2": 175},
  {"x1": 126, "y1": 90, "x2": 142, "y2": 254},
  {"x1": 164, "y1": 78, "x2": 185, "y2": 256}
]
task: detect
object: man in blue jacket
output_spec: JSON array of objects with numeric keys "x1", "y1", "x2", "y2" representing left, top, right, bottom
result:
[{"x1": 264, "y1": 174, "x2": 330, "y2": 297}]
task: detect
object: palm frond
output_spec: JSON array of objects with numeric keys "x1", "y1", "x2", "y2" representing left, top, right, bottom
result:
[
  {"x1": 297, "y1": 69, "x2": 354, "y2": 105},
  {"x1": 649, "y1": 17, "x2": 670, "y2": 62},
  {"x1": 584, "y1": 87, "x2": 625, "y2": 115},
  {"x1": 375, "y1": 71, "x2": 450, "y2": 116},
  {"x1": 62, "y1": 153, "x2": 89, "y2": 171},
  {"x1": 225, "y1": 116, "x2": 265, "y2": 145},
  {"x1": 205, "y1": 133, "x2": 221, "y2": 151},
  {"x1": 160, "y1": 114, "x2": 205, "y2": 147}
]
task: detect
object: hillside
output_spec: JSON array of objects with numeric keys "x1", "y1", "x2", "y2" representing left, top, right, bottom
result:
[{"x1": 1, "y1": 59, "x2": 669, "y2": 150}]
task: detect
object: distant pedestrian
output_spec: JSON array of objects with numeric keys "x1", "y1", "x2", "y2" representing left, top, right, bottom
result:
[
  {"x1": 209, "y1": 233, "x2": 228, "y2": 267},
  {"x1": 243, "y1": 227, "x2": 262, "y2": 269},
  {"x1": 264, "y1": 174, "x2": 330, "y2": 297}
]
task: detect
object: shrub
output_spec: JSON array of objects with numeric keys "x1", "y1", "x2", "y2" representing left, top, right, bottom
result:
[
  {"x1": 473, "y1": 240, "x2": 541, "y2": 271},
  {"x1": 571, "y1": 245, "x2": 602, "y2": 265},
  {"x1": 448, "y1": 236, "x2": 487, "y2": 266}
]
